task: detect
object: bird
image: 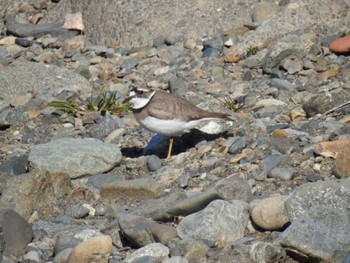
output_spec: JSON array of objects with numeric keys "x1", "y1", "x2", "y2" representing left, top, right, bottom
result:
[{"x1": 128, "y1": 88, "x2": 230, "y2": 160}]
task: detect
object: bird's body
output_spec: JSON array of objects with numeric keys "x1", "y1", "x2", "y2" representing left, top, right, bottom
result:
[{"x1": 129, "y1": 89, "x2": 230, "y2": 159}]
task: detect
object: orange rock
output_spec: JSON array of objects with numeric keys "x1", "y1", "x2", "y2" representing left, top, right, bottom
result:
[
  {"x1": 223, "y1": 53, "x2": 241, "y2": 63},
  {"x1": 329, "y1": 35, "x2": 350, "y2": 54},
  {"x1": 27, "y1": 110, "x2": 41, "y2": 119},
  {"x1": 335, "y1": 141, "x2": 350, "y2": 178},
  {"x1": 314, "y1": 139, "x2": 350, "y2": 159},
  {"x1": 271, "y1": 129, "x2": 288, "y2": 138},
  {"x1": 239, "y1": 112, "x2": 251, "y2": 119}
]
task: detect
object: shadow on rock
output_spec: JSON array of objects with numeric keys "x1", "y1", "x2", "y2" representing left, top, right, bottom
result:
[{"x1": 122, "y1": 129, "x2": 231, "y2": 159}]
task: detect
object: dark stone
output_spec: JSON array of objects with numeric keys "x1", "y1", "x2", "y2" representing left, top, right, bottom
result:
[
  {"x1": 227, "y1": 136, "x2": 246, "y2": 155},
  {"x1": 0, "y1": 155, "x2": 28, "y2": 176},
  {"x1": 54, "y1": 236, "x2": 82, "y2": 256},
  {"x1": 15, "y1": 38, "x2": 33, "y2": 47},
  {"x1": 0, "y1": 209, "x2": 33, "y2": 256},
  {"x1": 263, "y1": 154, "x2": 286, "y2": 173},
  {"x1": 7, "y1": 23, "x2": 77, "y2": 39},
  {"x1": 202, "y1": 47, "x2": 221, "y2": 58},
  {"x1": 203, "y1": 37, "x2": 224, "y2": 52}
]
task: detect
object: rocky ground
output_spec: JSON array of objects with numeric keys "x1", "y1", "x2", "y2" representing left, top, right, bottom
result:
[{"x1": 1, "y1": 0, "x2": 350, "y2": 263}]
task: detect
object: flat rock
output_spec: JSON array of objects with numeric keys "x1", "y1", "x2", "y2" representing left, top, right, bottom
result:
[
  {"x1": 0, "y1": 61, "x2": 91, "y2": 111},
  {"x1": 250, "y1": 195, "x2": 289, "y2": 230},
  {"x1": 28, "y1": 138, "x2": 122, "y2": 179},
  {"x1": 7, "y1": 23, "x2": 77, "y2": 38},
  {"x1": 100, "y1": 177, "x2": 164, "y2": 201},
  {"x1": 67, "y1": 235, "x2": 112, "y2": 263},
  {"x1": 177, "y1": 200, "x2": 249, "y2": 243},
  {"x1": 151, "y1": 188, "x2": 222, "y2": 222},
  {"x1": 118, "y1": 213, "x2": 178, "y2": 247},
  {"x1": 0, "y1": 209, "x2": 33, "y2": 256}
]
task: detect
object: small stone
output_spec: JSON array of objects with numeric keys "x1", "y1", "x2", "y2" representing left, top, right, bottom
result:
[
  {"x1": 153, "y1": 66, "x2": 169, "y2": 75},
  {"x1": 63, "y1": 12, "x2": 85, "y2": 31},
  {"x1": 329, "y1": 35, "x2": 350, "y2": 54},
  {"x1": 67, "y1": 235, "x2": 112, "y2": 263},
  {"x1": 147, "y1": 155, "x2": 162, "y2": 171},
  {"x1": 165, "y1": 31, "x2": 184, "y2": 45},
  {"x1": 23, "y1": 250, "x2": 40, "y2": 263},
  {"x1": 271, "y1": 129, "x2": 288, "y2": 138},
  {"x1": 15, "y1": 38, "x2": 33, "y2": 47},
  {"x1": 65, "y1": 204, "x2": 90, "y2": 219},
  {"x1": 123, "y1": 243, "x2": 169, "y2": 263},
  {"x1": 251, "y1": 195, "x2": 289, "y2": 230},
  {"x1": 118, "y1": 213, "x2": 178, "y2": 247},
  {"x1": 270, "y1": 78, "x2": 297, "y2": 91},
  {"x1": 263, "y1": 154, "x2": 286, "y2": 173},
  {"x1": 54, "y1": 248, "x2": 74, "y2": 263},
  {"x1": 283, "y1": 58, "x2": 303, "y2": 74},
  {"x1": 90, "y1": 56, "x2": 103, "y2": 64},
  {"x1": 223, "y1": 53, "x2": 240, "y2": 63},
  {"x1": 0, "y1": 36, "x2": 16, "y2": 45},
  {"x1": 9, "y1": 95, "x2": 32, "y2": 107},
  {"x1": 183, "y1": 39, "x2": 196, "y2": 49},
  {"x1": 269, "y1": 167, "x2": 296, "y2": 181}
]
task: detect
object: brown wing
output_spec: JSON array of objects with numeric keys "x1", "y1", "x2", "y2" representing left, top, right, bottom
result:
[{"x1": 147, "y1": 91, "x2": 229, "y2": 121}]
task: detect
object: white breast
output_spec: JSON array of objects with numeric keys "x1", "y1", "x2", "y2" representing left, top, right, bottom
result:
[{"x1": 137, "y1": 116, "x2": 220, "y2": 137}]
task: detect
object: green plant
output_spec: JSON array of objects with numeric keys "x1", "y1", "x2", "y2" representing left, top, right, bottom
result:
[
  {"x1": 217, "y1": 96, "x2": 245, "y2": 112},
  {"x1": 48, "y1": 87, "x2": 131, "y2": 117},
  {"x1": 246, "y1": 45, "x2": 259, "y2": 57}
]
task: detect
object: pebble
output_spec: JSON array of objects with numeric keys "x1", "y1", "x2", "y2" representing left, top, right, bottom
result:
[
  {"x1": 123, "y1": 243, "x2": 170, "y2": 263},
  {"x1": 329, "y1": 35, "x2": 350, "y2": 54},
  {"x1": 250, "y1": 195, "x2": 289, "y2": 230}
]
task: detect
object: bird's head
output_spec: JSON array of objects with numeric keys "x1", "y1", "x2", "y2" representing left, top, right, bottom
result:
[{"x1": 127, "y1": 86, "x2": 156, "y2": 110}]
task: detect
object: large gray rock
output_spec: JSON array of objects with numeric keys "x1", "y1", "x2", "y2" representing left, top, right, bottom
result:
[
  {"x1": 280, "y1": 206, "x2": 350, "y2": 263},
  {"x1": 28, "y1": 138, "x2": 122, "y2": 179},
  {"x1": 42, "y1": 0, "x2": 254, "y2": 47},
  {"x1": 0, "y1": 62, "x2": 91, "y2": 111},
  {"x1": 280, "y1": 180, "x2": 350, "y2": 262},
  {"x1": 0, "y1": 171, "x2": 72, "y2": 220},
  {"x1": 177, "y1": 200, "x2": 249, "y2": 243},
  {"x1": 284, "y1": 180, "x2": 350, "y2": 221}
]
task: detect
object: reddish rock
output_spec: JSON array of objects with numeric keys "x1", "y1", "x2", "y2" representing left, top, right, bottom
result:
[
  {"x1": 335, "y1": 141, "x2": 350, "y2": 178},
  {"x1": 329, "y1": 35, "x2": 350, "y2": 54}
]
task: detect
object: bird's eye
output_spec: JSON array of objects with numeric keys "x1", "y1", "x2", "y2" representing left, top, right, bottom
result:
[{"x1": 139, "y1": 90, "x2": 144, "y2": 95}]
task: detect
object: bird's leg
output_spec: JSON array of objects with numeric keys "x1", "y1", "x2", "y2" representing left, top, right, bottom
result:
[{"x1": 166, "y1": 137, "x2": 174, "y2": 161}]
